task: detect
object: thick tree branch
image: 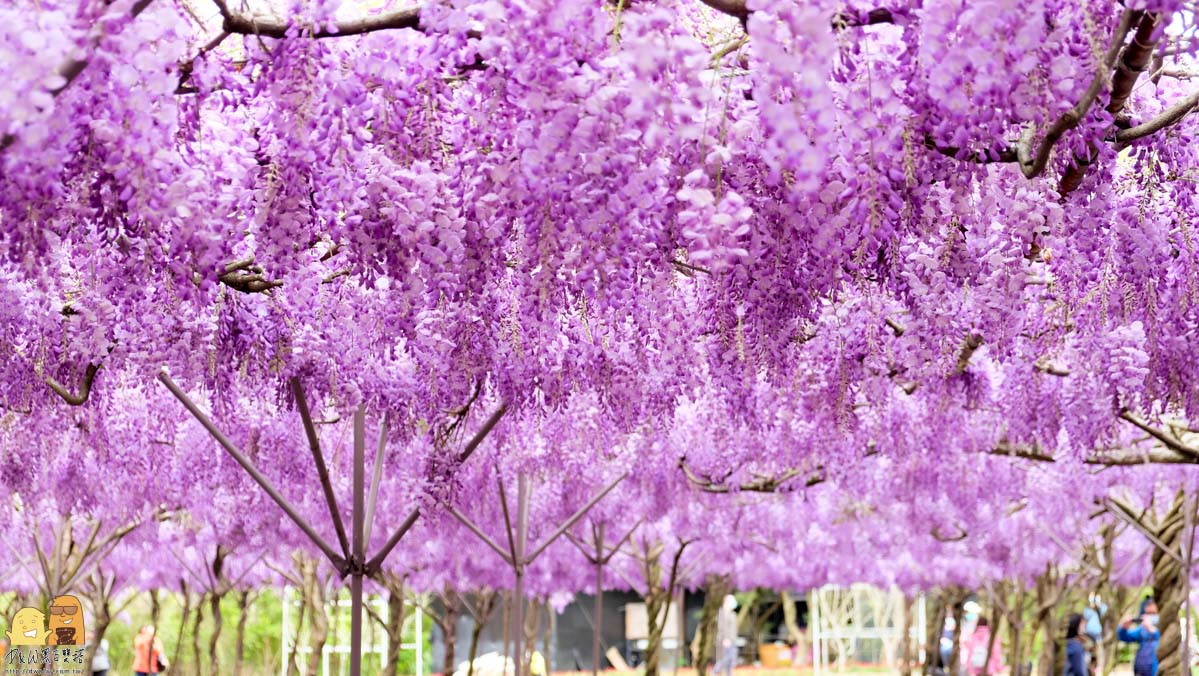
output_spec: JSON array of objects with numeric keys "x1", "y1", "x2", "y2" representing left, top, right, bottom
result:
[
  {"x1": 696, "y1": 0, "x2": 748, "y2": 23},
  {"x1": 952, "y1": 333, "x2": 983, "y2": 374},
  {"x1": 1033, "y1": 359, "x2": 1070, "y2": 377},
  {"x1": 1060, "y1": 10, "x2": 1163, "y2": 194},
  {"x1": 925, "y1": 135, "x2": 1020, "y2": 164},
  {"x1": 1115, "y1": 88, "x2": 1199, "y2": 145},
  {"x1": 46, "y1": 363, "x2": 100, "y2": 406},
  {"x1": 1020, "y1": 9, "x2": 1137, "y2": 180},
  {"x1": 1118, "y1": 411, "x2": 1199, "y2": 461},
  {"x1": 831, "y1": 8, "x2": 897, "y2": 29},
  {"x1": 1107, "y1": 12, "x2": 1163, "y2": 116},
  {"x1": 695, "y1": 1, "x2": 896, "y2": 30},
  {"x1": 220, "y1": 5, "x2": 422, "y2": 39},
  {"x1": 990, "y1": 441, "x2": 1199, "y2": 465},
  {"x1": 218, "y1": 258, "x2": 284, "y2": 293}
]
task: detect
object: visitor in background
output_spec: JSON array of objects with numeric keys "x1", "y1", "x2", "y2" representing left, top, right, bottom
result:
[
  {"x1": 714, "y1": 595, "x2": 738, "y2": 676},
  {"x1": 86, "y1": 630, "x2": 109, "y2": 676},
  {"x1": 1117, "y1": 598, "x2": 1160, "y2": 676},
  {"x1": 1063, "y1": 614, "x2": 1088, "y2": 676},
  {"x1": 1083, "y1": 596, "x2": 1106, "y2": 645},
  {"x1": 132, "y1": 625, "x2": 168, "y2": 675},
  {"x1": 939, "y1": 615, "x2": 955, "y2": 673},
  {"x1": 963, "y1": 616, "x2": 1003, "y2": 676}
]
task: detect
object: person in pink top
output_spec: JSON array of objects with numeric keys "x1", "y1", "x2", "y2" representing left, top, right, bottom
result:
[{"x1": 963, "y1": 617, "x2": 1004, "y2": 676}]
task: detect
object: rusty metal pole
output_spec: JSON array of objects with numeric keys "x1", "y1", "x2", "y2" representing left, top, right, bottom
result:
[
  {"x1": 514, "y1": 474, "x2": 530, "y2": 676},
  {"x1": 350, "y1": 407, "x2": 366, "y2": 676},
  {"x1": 594, "y1": 523, "x2": 605, "y2": 676}
]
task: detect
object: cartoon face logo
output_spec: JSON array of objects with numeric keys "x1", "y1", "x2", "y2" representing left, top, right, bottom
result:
[
  {"x1": 47, "y1": 595, "x2": 85, "y2": 646},
  {"x1": 5, "y1": 607, "x2": 48, "y2": 646}
]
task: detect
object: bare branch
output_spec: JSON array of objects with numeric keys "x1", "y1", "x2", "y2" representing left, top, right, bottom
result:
[
  {"x1": 1060, "y1": 11, "x2": 1163, "y2": 194},
  {"x1": 1115, "y1": 88, "x2": 1199, "y2": 145},
  {"x1": 322, "y1": 268, "x2": 351, "y2": 284},
  {"x1": 952, "y1": 333, "x2": 983, "y2": 374},
  {"x1": 221, "y1": 6, "x2": 422, "y2": 39},
  {"x1": 831, "y1": 8, "x2": 898, "y2": 30},
  {"x1": 1034, "y1": 360, "x2": 1070, "y2": 377},
  {"x1": 1118, "y1": 411, "x2": 1199, "y2": 461},
  {"x1": 696, "y1": 0, "x2": 747, "y2": 23},
  {"x1": 671, "y1": 259, "x2": 712, "y2": 277},
  {"x1": 990, "y1": 441, "x2": 1199, "y2": 465},
  {"x1": 46, "y1": 363, "x2": 100, "y2": 406},
  {"x1": 931, "y1": 524, "x2": 968, "y2": 542},
  {"x1": 924, "y1": 135, "x2": 1020, "y2": 164},
  {"x1": 1022, "y1": 9, "x2": 1137, "y2": 180},
  {"x1": 695, "y1": 1, "x2": 897, "y2": 31}
]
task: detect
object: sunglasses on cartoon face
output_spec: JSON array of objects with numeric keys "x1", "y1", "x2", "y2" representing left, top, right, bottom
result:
[{"x1": 50, "y1": 606, "x2": 78, "y2": 615}]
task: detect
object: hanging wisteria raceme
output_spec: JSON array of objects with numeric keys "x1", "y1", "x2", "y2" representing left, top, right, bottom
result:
[{"x1": 3, "y1": 0, "x2": 1199, "y2": 657}]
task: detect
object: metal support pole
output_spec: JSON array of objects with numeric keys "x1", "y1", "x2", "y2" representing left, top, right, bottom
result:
[
  {"x1": 364, "y1": 418, "x2": 390, "y2": 547},
  {"x1": 514, "y1": 474, "x2": 529, "y2": 676},
  {"x1": 159, "y1": 372, "x2": 347, "y2": 571},
  {"x1": 453, "y1": 471, "x2": 623, "y2": 676},
  {"x1": 351, "y1": 407, "x2": 366, "y2": 676},
  {"x1": 162, "y1": 372, "x2": 507, "y2": 676},
  {"x1": 594, "y1": 523, "x2": 605, "y2": 676},
  {"x1": 292, "y1": 377, "x2": 352, "y2": 560},
  {"x1": 524, "y1": 473, "x2": 627, "y2": 563}
]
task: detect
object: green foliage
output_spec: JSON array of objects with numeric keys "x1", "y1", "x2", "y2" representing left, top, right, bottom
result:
[{"x1": 90, "y1": 587, "x2": 430, "y2": 676}]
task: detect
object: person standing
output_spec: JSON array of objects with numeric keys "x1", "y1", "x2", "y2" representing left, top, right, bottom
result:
[
  {"x1": 963, "y1": 617, "x2": 1004, "y2": 676},
  {"x1": 1062, "y1": 614, "x2": 1088, "y2": 676},
  {"x1": 132, "y1": 625, "x2": 168, "y2": 675},
  {"x1": 1117, "y1": 599, "x2": 1160, "y2": 676},
  {"x1": 713, "y1": 595, "x2": 738, "y2": 676},
  {"x1": 86, "y1": 630, "x2": 110, "y2": 676}
]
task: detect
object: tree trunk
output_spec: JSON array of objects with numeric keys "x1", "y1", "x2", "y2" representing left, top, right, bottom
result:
[
  {"x1": 1033, "y1": 571, "x2": 1059, "y2": 676},
  {"x1": 173, "y1": 584, "x2": 192, "y2": 674},
  {"x1": 949, "y1": 592, "x2": 965, "y2": 676},
  {"x1": 287, "y1": 585, "x2": 307, "y2": 676},
  {"x1": 81, "y1": 576, "x2": 112, "y2": 676},
  {"x1": 384, "y1": 584, "x2": 407, "y2": 676},
  {"x1": 544, "y1": 603, "x2": 554, "y2": 675},
  {"x1": 924, "y1": 590, "x2": 946, "y2": 676},
  {"x1": 1005, "y1": 583, "x2": 1026, "y2": 676},
  {"x1": 305, "y1": 570, "x2": 329, "y2": 676},
  {"x1": 192, "y1": 592, "x2": 206, "y2": 676},
  {"x1": 1154, "y1": 492, "x2": 1188, "y2": 676},
  {"x1": 523, "y1": 597, "x2": 544, "y2": 675},
  {"x1": 899, "y1": 595, "x2": 913, "y2": 676},
  {"x1": 979, "y1": 600, "x2": 1001, "y2": 676},
  {"x1": 694, "y1": 576, "x2": 729, "y2": 676},
  {"x1": 208, "y1": 590, "x2": 225, "y2": 676},
  {"x1": 442, "y1": 591, "x2": 463, "y2": 676},
  {"x1": 644, "y1": 549, "x2": 666, "y2": 676},
  {"x1": 466, "y1": 591, "x2": 497, "y2": 676},
  {"x1": 1102, "y1": 586, "x2": 1130, "y2": 676},
  {"x1": 234, "y1": 590, "x2": 251, "y2": 676}
]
